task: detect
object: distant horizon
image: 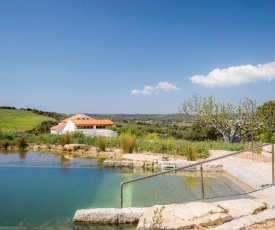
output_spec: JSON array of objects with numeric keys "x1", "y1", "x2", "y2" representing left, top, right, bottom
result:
[
  {"x1": 1, "y1": 0, "x2": 275, "y2": 114},
  {"x1": 0, "y1": 106, "x2": 181, "y2": 115}
]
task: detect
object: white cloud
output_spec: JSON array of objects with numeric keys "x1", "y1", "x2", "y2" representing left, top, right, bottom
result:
[
  {"x1": 142, "y1": 85, "x2": 155, "y2": 95},
  {"x1": 131, "y1": 81, "x2": 180, "y2": 96},
  {"x1": 157, "y1": 82, "x2": 180, "y2": 91},
  {"x1": 130, "y1": 89, "x2": 140, "y2": 96},
  {"x1": 189, "y1": 62, "x2": 275, "y2": 87}
]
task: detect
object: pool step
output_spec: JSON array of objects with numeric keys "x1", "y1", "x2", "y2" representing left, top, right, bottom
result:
[
  {"x1": 162, "y1": 162, "x2": 176, "y2": 171},
  {"x1": 225, "y1": 166, "x2": 270, "y2": 189}
]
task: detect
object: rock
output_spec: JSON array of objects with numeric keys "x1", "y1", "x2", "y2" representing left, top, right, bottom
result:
[
  {"x1": 32, "y1": 145, "x2": 40, "y2": 151},
  {"x1": 203, "y1": 164, "x2": 223, "y2": 171},
  {"x1": 134, "y1": 160, "x2": 145, "y2": 168},
  {"x1": 73, "y1": 208, "x2": 146, "y2": 225},
  {"x1": 195, "y1": 213, "x2": 232, "y2": 227},
  {"x1": 144, "y1": 161, "x2": 153, "y2": 169},
  {"x1": 213, "y1": 199, "x2": 267, "y2": 219},
  {"x1": 121, "y1": 160, "x2": 133, "y2": 168},
  {"x1": 64, "y1": 144, "x2": 86, "y2": 151},
  {"x1": 211, "y1": 209, "x2": 275, "y2": 230},
  {"x1": 40, "y1": 144, "x2": 50, "y2": 150},
  {"x1": 262, "y1": 144, "x2": 274, "y2": 153},
  {"x1": 113, "y1": 149, "x2": 123, "y2": 154},
  {"x1": 137, "y1": 202, "x2": 231, "y2": 230},
  {"x1": 103, "y1": 160, "x2": 121, "y2": 167}
]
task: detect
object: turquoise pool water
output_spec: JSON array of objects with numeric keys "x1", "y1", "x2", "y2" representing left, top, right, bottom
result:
[{"x1": 0, "y1": 151, "x2": 253, "y2": 229}]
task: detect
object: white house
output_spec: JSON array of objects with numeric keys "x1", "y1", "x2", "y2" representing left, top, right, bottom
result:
[{"x1": 50, "y1": 114, "x2": 117, "y2": 137}]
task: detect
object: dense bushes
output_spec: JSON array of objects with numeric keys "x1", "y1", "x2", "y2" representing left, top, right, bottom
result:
[
  {"x1": 23, "y1": 108, "x2": 66, "y2": 121},
  {"x1": 184, "y1": 122, "x2": 221, "y2": 141},
  {"x1": 26, "y1": 120, "x2": 59, "y2": 135},
  {"x1": 0, "y1": 129, "x2": 247, "y2": 159}
]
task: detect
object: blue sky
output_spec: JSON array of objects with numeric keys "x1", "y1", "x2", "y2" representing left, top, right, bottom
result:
[{"x1": 0, "y1": 0, "x2": 275, "y2": 114}]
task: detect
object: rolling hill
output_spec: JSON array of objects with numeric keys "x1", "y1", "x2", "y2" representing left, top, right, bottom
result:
[{"x1": 0, "y1": 108, "x2": 56, "y2": 132}]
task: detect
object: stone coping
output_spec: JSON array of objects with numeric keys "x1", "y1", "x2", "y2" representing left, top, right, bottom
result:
[
  {"x1": 103, "y1": 153, "x2": 224, "y2": 171},
  {"x1": 73, "y1": 198, "x2": 274, "y2": 229}
]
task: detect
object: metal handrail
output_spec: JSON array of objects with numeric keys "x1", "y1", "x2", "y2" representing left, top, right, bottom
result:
[{"x1": 120, "y1": 143, "x2": 275, "y2": 208}]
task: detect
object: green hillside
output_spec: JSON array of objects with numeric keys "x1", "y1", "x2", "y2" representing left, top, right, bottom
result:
[{"x1": 0, "y1": 109, "x2": 55, "y2": 132}]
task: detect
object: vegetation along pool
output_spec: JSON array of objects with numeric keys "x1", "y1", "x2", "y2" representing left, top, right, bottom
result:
[{"x1": 0, "y1": 151, "x2": 254, "y2": 229}]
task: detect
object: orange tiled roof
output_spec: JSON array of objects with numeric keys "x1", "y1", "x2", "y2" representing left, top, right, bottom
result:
[
  {"x1": 71, "y1": 119, "x2": 114, "y2": 126},
  {"x1": 62, "y1": 114, "x2": 94, "y2": 122},
  {"x1": 50, "y1": 114, "x2": 114, "y2": 130},
  {"x1": 50, "y1": 123, "x2": 66, "y2": 130}
]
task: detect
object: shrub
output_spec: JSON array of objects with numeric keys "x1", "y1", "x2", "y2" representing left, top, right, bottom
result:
[
  {"x1": 185, "y1": 145, "x2": 198, "y2": 161},
  {"x1": 97, "y1": 136, "x2": 107, "y2": 151},
  {"x1": 70, "y1": 131, "x2": 85, "y2": 139},
  {"x1": 184, "y1": 122, "x2": 221, "y2": 141},
  {"x1": 198, "y1": 147, "x2": 209, "y2": 158},
  {"x1": 118, "y1": 126, "x2": 142, "y2": 137},
  {"x1": 107, "y1": 137, "x2": 120, "y2": 148},
  {"x1": 18, "y1": 137, "x2": 28, "y2": 149},
  {"x1": 3, "y1": 140, "x2": 10, "y2": 149},
  {"x1": 84, "y1": 136, "x2": 97, "y2": 146},
  {"x1": 146, "y1": 133, "x2": 160, "y2": 141},
  {"x1": 0, "y1": 131, "x2": 15, "y2": 141},
  {"x1": 60, "y1": 132, "x2": 71, "y2": 146},
  {"x1": 0, "y1": 140, "x2": 10, "y2": 149},
  {"x1": 105, "y1": 126, "x2": 118, "y2": 131},
  {"x1": 36, "y1": 133, "x2": 60, "y2": 144},
  {"x1": 120, "y1": 134, "x2": 137, "y2": 153}
]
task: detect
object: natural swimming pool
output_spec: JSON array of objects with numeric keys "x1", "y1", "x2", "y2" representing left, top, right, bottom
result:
[{"x1": 0, "y1": 151, "x2": 254, "y2": 228}]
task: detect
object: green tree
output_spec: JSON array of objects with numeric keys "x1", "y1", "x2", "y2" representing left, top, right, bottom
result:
[
  {"x1": 179, "y1": 93, "x2": 259, "y2": 143},
  {"x1": 256, "y1": 100, "x2": 275, "y2": 142},
  {"x1": 185, "y1": 121, "x2": 220, "y2": 141}
]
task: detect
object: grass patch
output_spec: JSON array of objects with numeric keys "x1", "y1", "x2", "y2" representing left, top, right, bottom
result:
[{"x1": 0, "y1": 109, "x2": 55, "y2": 132}]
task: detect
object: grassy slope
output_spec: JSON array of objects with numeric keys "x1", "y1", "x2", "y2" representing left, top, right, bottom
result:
[{"x1": 0, "y1": 109, "x2": 55, "y2": 132}]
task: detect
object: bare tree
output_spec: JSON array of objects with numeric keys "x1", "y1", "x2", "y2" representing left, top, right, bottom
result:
[{"x1": 179, "y1": 93, "x2": 260, "y2": 143}]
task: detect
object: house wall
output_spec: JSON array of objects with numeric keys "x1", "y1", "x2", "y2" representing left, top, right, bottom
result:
[
  {"x1": 51, "y1": 125, "x2": 65, "y2": 134},
  {"x1": 77, "y1": 128, "x2": 117, "y2": 137},
  {"x1": 62, "y1": 120, "x2": 76, "y2": 133},
  {"x1": 95, "y1": 130, "x2": 118, "y2": 137}
]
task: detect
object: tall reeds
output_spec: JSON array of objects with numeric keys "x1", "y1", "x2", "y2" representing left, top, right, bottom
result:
[
  {"x1": 120, "y1": 134, "x2": 137, "y2": 153},
  {"x1": 97, "y1": 136, "x2": 107, "y2": 151}
]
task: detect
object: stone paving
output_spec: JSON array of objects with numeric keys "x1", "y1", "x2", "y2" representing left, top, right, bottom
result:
[{"x1": 136, "y1": 199, "x2": 268, "y2": 229}]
